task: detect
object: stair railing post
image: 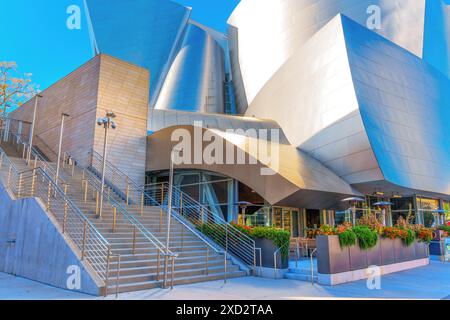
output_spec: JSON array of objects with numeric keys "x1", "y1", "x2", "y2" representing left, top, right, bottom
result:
[
  {"x1": 205, "y1": 247, "x2": 209, "y2": 276},
  {"x1": 140, "y1": 192, "x2": 144, "y2": 216},
  {"x1": 181, "y1": 225, "x2": 184, "y2": 252},
  {"x1": 105, "y1": 248, "x2": 111, "y2": 297},
  {"x1": 83, "y1": 180, "x2": 88, "y2": 203},
  {"x1": 31, "y1": 169, "x2": 37, "y2": 197},
  {"x1": 7, "y1": 164, "x2": 12, "y2": 187},
  {"x1": 171, "y1": 255, "x2": 175, "y2": 289},
  {"x1": 180, "y1": 192, "x2": 183, "y2": 216},
  {"x1": 115, "y1": 255, "x2": 121, "y2": 299},
  {"x1": 62, "y1": 184, "x2": 68, "y2": 233},
  {"x1": 46, "y1": 181, "x2": 52, "y2": 211},
  {"x1": 17, "y1": 172, "x2": 23, "y2": 198},
  {"x1": 112, "y1": 207, "x2": 117, "y2": 233},
  {"x1": 81, "y1": 220, "x2": 87, "y2": 260},
  {"x1": 225, "y1": 224, "x2": 228, "y2": 284},
  {"x1": 132, "y1": 226, "x2": 136, "y2": 255},
  {"x1": 96, "y1": 191, "x2": 99, "y2": 217},
  {"x1": 71, "y1": 160, "x2": 75, "y2": 176},
  {"x1": 34, "y1": 154, "x2": 38, "y2": 169},
  {"x1": 0, "y1": 152, "x2": 3, "y2": 168},
  {"x1": 156, "y1": 250, "x2": 161, "y2": 281}
]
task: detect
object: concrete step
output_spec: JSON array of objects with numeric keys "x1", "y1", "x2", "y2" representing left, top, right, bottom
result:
[
  {"x1": 108, "y1": 260, "x2": 235, "y2": 277},
  {"x1": 113, "y1": 264, "x2": 241, "y2": 285}
]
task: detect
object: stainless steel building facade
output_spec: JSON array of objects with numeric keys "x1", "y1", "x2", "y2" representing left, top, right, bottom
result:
[{"x1": 83, "y1": 0, "x2": 450, "y2": 231}]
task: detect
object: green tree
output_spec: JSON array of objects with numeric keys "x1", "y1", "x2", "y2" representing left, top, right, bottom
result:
[{"x1": 0, "y1": 61, "x2": 39, "y2": 119}]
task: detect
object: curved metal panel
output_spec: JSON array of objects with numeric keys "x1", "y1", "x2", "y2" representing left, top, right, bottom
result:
[
  {"x1": 243, "y1": 14, "x2": 450, "y2": 197},
  {"x1": 342, "y1": 15, "x2": 450, "y2": 196},
  {"x1": 244, "y1": 15, "x2": 383, "y2": 185},
  {"x1": 154, "y1": 23, "x2": 225, "y2": 113},
  {"x1": 147, "y1": 125, "x2": 359, "y2": 209},
  {"x1": 228, "y1": 0, "x2": 426, "y2": 113},
  {"x1": 85, "y1": 0, "x2": 191, "y2": 106}
]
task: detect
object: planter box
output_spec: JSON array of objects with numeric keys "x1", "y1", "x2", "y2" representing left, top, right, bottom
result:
[
  {"x1": 317, "y1": 235, "x2": 429, "y2": 276},
  {"x1": 415, "y1": 241, "x2": 429, "y2": 259},
  {"x1": 317, "y1": 235, "x2": 350, "y2": 274},
  {"x1": 254, "y1": 238, "x2": 288, "y2": 269},
  {"x1": 394, "y1": 238, "x2": 415, "y2": 262},
  {"x1": 349, "y1": 242, "x2": 367, "y2": 271},
  {"x1": 380, "y1": 237, "x2": 395, "y2": 265},
  {"x1": 366, "y1": 240, "x2": 382, "y2": 266}
]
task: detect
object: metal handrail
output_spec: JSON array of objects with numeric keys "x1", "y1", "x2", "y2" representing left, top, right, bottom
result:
[
  {"x1": 6, "y1": 128, "x2": 66, "y2": 186},
  {"x1": 89, "y1": 150, "x2": 253, "y2": 269},
  {"x1": 0, "y1": 146, "x2": 116, "y2": 289},
  {"x1": 310, "y1": 248, "x2": 317, "y2": 284},
  {"x1": 87, "y1": 156, "x2": 225, "y2": 259},
  {"x1": 141, "y1": 182, "x2": 255, "y2": 267},
  {"x1": 79, "y1": 160, "x2": 173, "y2": 258},
  {"x1": 273, "y1": 243, "x2": 289, "y2": 278},
  {"x1": 63, "y1": 152, "x2": 175, "y2": 252}
]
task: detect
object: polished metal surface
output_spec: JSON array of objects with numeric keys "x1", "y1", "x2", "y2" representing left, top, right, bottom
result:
[
  {"x1": 85, "y1": 0, "x2": 226, "y2": 113},
  {"x1": 154, "y1": 22, "x2": 225, "y2": 113},
  {"x1": 343, "y1": 15, "x2": 450, "y2": 197},
  {"x1": 243, "y1": 14, "x2": 450, "y2": 198},
  {"x1": 85, "y1": 0, "x2": 190, "y2": 107},
  {"x1": 146, "y1": 125, "x2": 359, "y2": 209},
  {"x1": 228, "y1": 0, "x2": 427, "y2": 114}
]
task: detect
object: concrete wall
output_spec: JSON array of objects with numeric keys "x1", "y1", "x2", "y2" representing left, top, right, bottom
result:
[
  {"x1": 10, "y1": 54, "x2": 150, "y2": 185},
  {"x1": 0, "y1": 184, "x2": 103, "y2": 296}
]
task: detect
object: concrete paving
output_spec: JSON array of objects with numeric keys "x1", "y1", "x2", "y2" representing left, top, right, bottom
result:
[{"x1": 1, "y1": 260, "x2": 449, "y2": 300}]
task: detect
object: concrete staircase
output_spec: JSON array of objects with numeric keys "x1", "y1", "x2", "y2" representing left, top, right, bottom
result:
[
  {"x1": 60, "y1": 166, "x2": 246, "y2": 293},
  {"x1": 0, "y1": 142, "x2": 245, "y2": 293}
]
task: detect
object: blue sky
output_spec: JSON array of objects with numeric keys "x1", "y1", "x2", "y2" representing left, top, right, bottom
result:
[
  {"x1": 1, "y1": 0, "x2": 448, "y2": 92},
  {"x1": 1, "y1": 0, "x2": 240, "y2": 91}
]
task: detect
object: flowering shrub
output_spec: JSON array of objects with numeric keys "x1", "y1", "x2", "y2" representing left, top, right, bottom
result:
[
  {"x1": 223, "y1": 222, "x2": 290, "y2": 258},
  {"x1": 357, "y1": 212, "x2": 383, "y2": 235},
  {"x1": 318, "y1": 224, "x2": 335, "y2": 235},
  {"x1": 415, "y1": 227, "x2": 433, "y2": 243}
]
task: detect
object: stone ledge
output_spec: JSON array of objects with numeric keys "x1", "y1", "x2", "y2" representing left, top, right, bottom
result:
[{"x1": 318, "y1": 258, "x2": 429, "y2": 285}]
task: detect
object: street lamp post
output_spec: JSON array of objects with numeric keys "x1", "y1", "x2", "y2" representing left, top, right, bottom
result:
[
  {"x1": 97, "y1": 112, "x2": 117, "y2": 219},
  {"x1": 27, "y1": 94, "x2": 43, "y2": 165},
  {"x1": 55, "y1": 113, "x2": 70, "y2": 187}
]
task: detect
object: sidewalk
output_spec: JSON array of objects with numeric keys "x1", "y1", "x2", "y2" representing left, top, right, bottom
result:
[{"x1": 1, "y1": 260, "x2": 449, "y2": 300}]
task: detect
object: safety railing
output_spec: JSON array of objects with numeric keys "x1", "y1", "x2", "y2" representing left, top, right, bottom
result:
[
  {"x1": 1, "y1": 123, "x2": 66, "y2": 187},
  {"x1": 89, "y1": 151, "x2": 240, "y2": 279},
  {"x1": 64, "y1": 153, "x2": 178, "y2": 288},
  {"x1": 89, "y1": 149, "x2": 259, "y2": 273},
  {"x1": 0, "y1": 146, "x2": 120, "y2": 296}
]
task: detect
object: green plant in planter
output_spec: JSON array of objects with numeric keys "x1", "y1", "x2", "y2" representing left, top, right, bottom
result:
[
  {"x1": 251, "y1": 227, "x2": 291, "y2": 259},
  {"x1": 352, "y1": 226, "x2": 378, "y2": 249},
  {"x1": 338, "y1": 229, "x2": 356, "y2": 248},
  {"x1": 404, "y1": 229, "x2": 415, "y2": 246}
]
